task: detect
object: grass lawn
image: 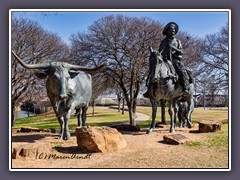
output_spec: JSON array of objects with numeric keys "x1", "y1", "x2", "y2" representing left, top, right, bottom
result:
[
  {"x1": 14, "y1": 106, "x2": 130, "y2": 131},
  {"x1": 136, "y1": 106, "x2": 228, "y2": 127},
  {"x1": 14, "y1": 106, "x2": 228, "y2": 131},
  {"x1": 12, "y1": 106, "x2": 229, "y2": 168}
]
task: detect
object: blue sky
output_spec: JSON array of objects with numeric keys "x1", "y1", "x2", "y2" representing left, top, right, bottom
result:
[{"x1": 12, "y1": 10, "x2": 229, "y2": 46}]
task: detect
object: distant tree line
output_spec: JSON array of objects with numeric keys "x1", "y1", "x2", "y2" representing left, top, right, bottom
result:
[{"x1": 11, "y1": 15, "x2": 229, "y2": 127}]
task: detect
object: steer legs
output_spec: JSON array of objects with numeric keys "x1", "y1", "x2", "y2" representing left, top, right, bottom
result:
[
  {"x1": 76, "y1": 106, "x2": 88, "y2": 127},
  {"x1": 76, "y1": 109, "x2": 81, "y2": 126},
  {"x1": 58, "y1": 106, "x2": 88, "y2": 140},
  {"x1": 57, "y1": 116, "x2": 64, "y2": 139},
  {"x1": 58, "y1": 110, "x2": 71, "y2": 140},
  {"x1": 81, "y1": 106, "x2": 88, "y2": 126}
]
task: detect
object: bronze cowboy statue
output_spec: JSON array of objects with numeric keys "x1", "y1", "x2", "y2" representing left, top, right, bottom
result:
[{"x1": 144, "y1": 22, "x2": 193, "y2": 99}]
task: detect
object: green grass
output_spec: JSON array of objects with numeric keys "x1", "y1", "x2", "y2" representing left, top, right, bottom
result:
[
  {"x1": 136, "y1": 120, "x2": 152, "y2": 129},
  {"x1": 51, "y1": 142, "x2": 63, "y2": 150},
  {"x1": 206, "y1": 123, "x2": 228, "y2": 152},
  {"x1": 136, "y1": 106, "x2": 228, "y2": 123},
  {"x1": 184, "y1": 123, "x2": 228, "y2": 152},
  {"x1": 14, "y1": 106, "x2": 229, "y2": 132},
  {"x1": 136, "y1": 106, "x2": 228, "y2": 153},
  {"x1": 14, "y1": 106, "x2": 130, "y2": 131},
  {"x1": 14, "y1": 105, "x2": 229, "y2": 155},
  {"x1": 186, "y1": 141, "x2": 202, "y2": 147}
]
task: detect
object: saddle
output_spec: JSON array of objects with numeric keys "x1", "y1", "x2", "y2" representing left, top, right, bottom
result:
[
  {"x1": 165, "y1": 60, "x2": 194, "y2": 85},
  {"x1": 165, "y1": 60, "x2": 178, "y2": 82}
]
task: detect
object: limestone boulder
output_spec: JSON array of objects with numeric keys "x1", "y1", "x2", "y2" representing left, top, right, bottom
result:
[
  {"x1": 75, "y1": 126, "x2": 127, "y2": 153},
  {"x1": 198, "y1": 120, "x2": 222, "y2": 133},
  {"x1": 163, "y1": 134, "x2": 192, "y2": 145},
  {"x1": 12, "y1": 142, "x2": 51, "y2": 159}
]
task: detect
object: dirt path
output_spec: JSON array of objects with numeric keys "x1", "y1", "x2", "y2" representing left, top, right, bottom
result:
[
  {"x1": 114, "y1": 111, "x2": 150, "y2": 126},
  {"x1": 11, "y1": 108, "x2": 228, "y2": 169},
  {"x1": 11, "y1": 123, "x2": 228, "y2": 169}
]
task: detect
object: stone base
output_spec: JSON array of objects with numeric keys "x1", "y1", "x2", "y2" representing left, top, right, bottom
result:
[
  {"x1": 198, "y1": 120, "x2": 222, "y2": 133},
  {"x1": 75, "y1": 126, "x2": 127, "y2": 153},
  {"x1": 18, "y1": 127, "x2": 56, "y2": 133},
  {"x1": 163, "y1": 134, "x2": 192, "y2": 145},
  {"x1": 12, "y1": 142, "x2": 51, "y2": 159}
]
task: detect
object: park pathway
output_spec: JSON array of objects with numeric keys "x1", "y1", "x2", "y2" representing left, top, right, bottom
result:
[
  {"x1": 18, "y1": 107, "x2": 150, "y2": 126},
  {"x1": 108, "y1": 106, "x2": 150, "y2": 125},
  {"x1": 126, "y1": 112, "x2": 150, "y2": 125}
]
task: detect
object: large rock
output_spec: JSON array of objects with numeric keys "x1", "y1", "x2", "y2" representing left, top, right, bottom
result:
[
  {"x1": 75, "y1": 126, "x2": 127, "y2": 153},
  {"x1": 163, "y1": 134, "x2": 192, "y2": 145},
  {"x1": 198, "y1": 120, "x2": 222, "y2": 133},
  {"x1": 12, "y1": 142, "x2": 51, "y2": 159}
]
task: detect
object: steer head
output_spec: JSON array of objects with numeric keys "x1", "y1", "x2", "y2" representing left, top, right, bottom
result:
[{"x1": 12, "y1": 51, "x2": 105, "y2": 112}]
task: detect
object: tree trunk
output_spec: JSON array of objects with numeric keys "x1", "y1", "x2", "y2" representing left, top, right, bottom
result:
[
  {"x1": 92, "y1": 100, "x2": 95, "y2": 117},
  {"x1": 12, "y1": 106, "x2": 16, "y2": 127},
  {"x1": 118, "y1": 98, "x2": 121, "y2": 112},
  {"x1": 121, "y1": 84, "x2": 135, "y2": 126},
  {"x1": 126, "y1": 99, "x2": 135, "y2": 126},
  {"x1": 133, "y1": 99, "x2": 137, "y2": 114},
  {"x1": 122, "y1": 98, "x2": 125, "y2": 115},
  {"x1": 27, "y1": 107, "x2": 30, "y2": 117},
  {"x1": 132, "y1": 81, "x2": 140, "y2": 114},
  {"x1": 128, "y1": 104, "x2": 135, "y2": 126}
]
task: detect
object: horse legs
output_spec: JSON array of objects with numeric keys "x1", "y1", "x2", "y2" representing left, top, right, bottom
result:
[
  {"x1": 186, "y1": 98, "x2": 194, "y2": 128},
  {"x1": 147, "y1": 99, "x2": 157, "y2": 134},
  {"x1": 173, "y1": 101, "x2": 178, "y2": 128},
  {"x1": 169, "y1": 100, "x2": 175, "y2": 133},
  {"x1": 183, "y1": 114, "x2": 187, "y2": 128},
  {"x1": 160, "y1": 99, "x2": 166, "y2": 124},
  {"x1": 186, "y1": 107, "x2": 193, "y2": 128}
]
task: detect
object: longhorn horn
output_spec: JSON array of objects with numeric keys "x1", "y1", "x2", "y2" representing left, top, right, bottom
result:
[
  {"x1": 12, "y1": 51, "x2": 50, "y2": 69},
  {"x1": 68, "y1": 63, "x2": 105, "y2": 73}
]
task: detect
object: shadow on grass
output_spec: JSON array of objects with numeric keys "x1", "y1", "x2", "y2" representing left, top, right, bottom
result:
[{"x1": 189, "y1": 130, "x2": 200, "y2": 134}]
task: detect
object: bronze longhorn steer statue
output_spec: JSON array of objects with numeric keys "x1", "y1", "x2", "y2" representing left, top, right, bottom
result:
[{"x1": 12, "y1": 51, "x2": 104, "y2": 140}]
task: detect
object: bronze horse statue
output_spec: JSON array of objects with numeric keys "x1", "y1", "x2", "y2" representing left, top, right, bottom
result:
[{"x1": 147, "y1": 47, "x2": 194, "y2": 134}]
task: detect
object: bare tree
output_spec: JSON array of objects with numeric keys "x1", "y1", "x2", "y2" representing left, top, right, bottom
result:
[
  {"x1": 70, "y1": 15, "x2": 164, "y2": 126},
  {"x1": 11, "y1": 17, "x2": 68, "y2": 126},
  {"x1": 194, "y1": 24, "x2": 229, "y2": 105},
  {"x1": 201, "y1": 24, "x2": 228, "y2": 77},
  {"x1": 91, "y1": 73, "x2": 109, "y2": 116}
]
